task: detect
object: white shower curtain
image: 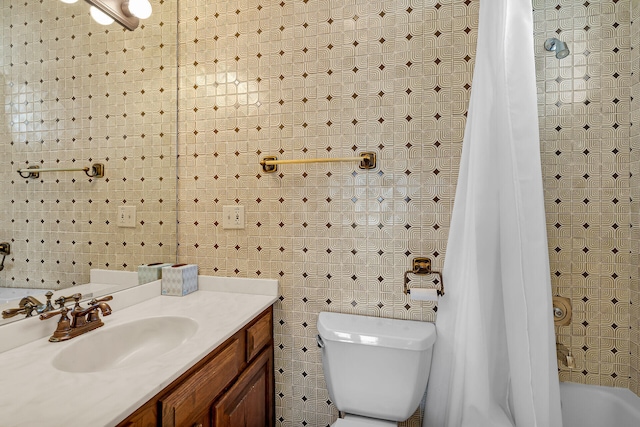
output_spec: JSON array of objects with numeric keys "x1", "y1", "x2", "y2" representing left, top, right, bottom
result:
[{"x1": 423, "y1": 0, "x2": 563, "y2": 426}]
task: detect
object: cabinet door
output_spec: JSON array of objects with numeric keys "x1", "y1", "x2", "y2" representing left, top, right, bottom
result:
[
  {"x1": 160, "y1": 338, "x2": 242, "y2": 427},
  {"x1": 212, "y1": 346, "x2": 274, "y2": 427}
]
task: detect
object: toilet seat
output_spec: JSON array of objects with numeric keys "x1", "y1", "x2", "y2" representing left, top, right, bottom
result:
[{"x1": 332, "y1": 414, "x2": 397, "y2": 427}]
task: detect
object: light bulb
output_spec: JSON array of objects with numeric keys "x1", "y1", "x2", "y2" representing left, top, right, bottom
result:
[
  {"x1": 127, "y1": 0, "x2": 152, "y2": 19},
  {"x1": 90, "y1": 6, "x2": 115, "y2": 25},
  {"x1": 59, "y1": 0, "x2": 78, "y2": 4}
]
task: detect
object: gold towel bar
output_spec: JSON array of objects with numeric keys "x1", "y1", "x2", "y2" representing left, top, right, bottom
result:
[{"x1": 259, "y1": 152, "x2": 376, "y2": 173}]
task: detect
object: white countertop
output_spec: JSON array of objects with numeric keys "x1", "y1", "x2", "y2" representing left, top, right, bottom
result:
[{"x1": 0, "y1": 275, "x2": 278, "y2": 427}]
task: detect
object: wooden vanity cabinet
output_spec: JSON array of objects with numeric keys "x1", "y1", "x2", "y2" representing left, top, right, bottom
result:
[
  {"x1": 212, "y1": 345, "x2": 273, "y2": 426},
  {"x1": 117, "y1": 307, "x2": 274, "y2": 427}
]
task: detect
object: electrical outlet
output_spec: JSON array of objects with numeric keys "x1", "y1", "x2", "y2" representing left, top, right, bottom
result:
[
  {"x1": 117, "y1": 205, "x2": 137, "y2": 228},
  {"x1": 222, "y1": 205, "x2": 244, "y2": 229}
]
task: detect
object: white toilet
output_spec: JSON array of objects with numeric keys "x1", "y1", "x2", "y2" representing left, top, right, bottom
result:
[{"x1": 317, "y1": 311, "x2": 437, "y2": 426}]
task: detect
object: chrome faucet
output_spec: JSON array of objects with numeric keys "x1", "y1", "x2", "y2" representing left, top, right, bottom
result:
[
  {"x1": 39, "y1": 294, "x2": 113, "y2": 342},
  {"x1": 556, "y1": 342, "x2": 576, "y2": 369}
]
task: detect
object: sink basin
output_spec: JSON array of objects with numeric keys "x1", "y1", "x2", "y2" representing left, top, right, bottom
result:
[{"x1": 52, "y1": 316, "x2": 198, "y2": 373}]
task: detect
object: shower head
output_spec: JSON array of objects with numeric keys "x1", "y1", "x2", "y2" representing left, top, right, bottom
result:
[{"x1": 544, "y1": 38, "x2": 570, "y2": 59}]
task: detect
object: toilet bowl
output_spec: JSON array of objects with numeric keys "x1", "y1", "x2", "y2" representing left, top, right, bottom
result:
[{"x1": 317, "y1": 312, "x2": 437, "y2": 426}]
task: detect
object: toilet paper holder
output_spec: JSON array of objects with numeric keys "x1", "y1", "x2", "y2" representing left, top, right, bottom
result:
[{"x1": 403, "y1": 257, "x2": 445, "y2": 296}]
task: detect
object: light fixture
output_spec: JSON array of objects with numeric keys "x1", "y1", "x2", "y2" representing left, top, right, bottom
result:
[
  {"x1": 89, "y1": 6, "x2": 115, "y2": 25},
  {"x1": 123, "y1": 0, "x2": 152, "y2": 20},
  {"x1": 544, "y1": 38, "x2": 570, "y2": 59},
  {"x1": 85, "y1": 0, "x2": 152, "y2": 30},
  {"x1": 60, "y1": 0, "x2": 79, "y2": 4}
]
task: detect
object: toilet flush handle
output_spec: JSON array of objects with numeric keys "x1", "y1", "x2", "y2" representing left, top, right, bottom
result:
[{"x1": 316, "y1": 335, "x2": 325, "y2": 349}]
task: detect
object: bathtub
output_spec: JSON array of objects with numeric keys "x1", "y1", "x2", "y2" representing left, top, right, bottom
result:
[{"x1": 560, "y1": 381, "x2": 640, "y2": 427}]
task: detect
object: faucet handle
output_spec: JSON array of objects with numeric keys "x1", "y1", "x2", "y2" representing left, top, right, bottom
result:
[
  {"x1": 39, "y1": 306, "x2": 69, "y2": 321},
  {"x1": 2, "y1": 306, "x2": 28, "y2": 319},
  {"x1": 54, "y1": 295, "x2": 71, "y2": 308},
  {"x1": 55, "y1": 293, "x2": 82, "y2": 309},
  {"x1": 88, "y1": 295, "x2": 113, "y2": 305},
  {"x1": 42, "y1": 291, "x2": 55, "y2": 313},
  {"x1": 2, "y1": 301, "x2": 37, "y2": 318}
]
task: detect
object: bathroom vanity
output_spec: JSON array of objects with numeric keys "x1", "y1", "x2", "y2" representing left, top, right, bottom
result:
[
  {"x1": 119, "y1": 307, "x2": 273, "y2": 427},
  {"x1": 0, "y1": 274, "x2": 278, "y2": 427}
]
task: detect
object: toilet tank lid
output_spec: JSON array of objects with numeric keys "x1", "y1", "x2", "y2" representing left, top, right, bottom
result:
[{"x1": 317, "y1": 312, "x2": 436, "y2": 351}]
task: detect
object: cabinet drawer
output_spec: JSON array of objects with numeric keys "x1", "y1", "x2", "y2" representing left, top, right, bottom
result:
[
  {"x1": 246, "y1": 310, "x2": 272, "y2": 362},
  {"x1": 160, "y1": 338, "x2": 241, "y2": 427}
]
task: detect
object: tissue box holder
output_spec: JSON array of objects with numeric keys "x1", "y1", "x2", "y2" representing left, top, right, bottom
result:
[
  {"x1": 162, "y1": 264, "x2": 198, "y2": 296},
  {"x1": 138, "y1": 263, "x2": 173, "y2": 285}
]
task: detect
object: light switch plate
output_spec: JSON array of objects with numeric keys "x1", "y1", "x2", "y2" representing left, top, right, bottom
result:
[
  {"x1": 117, "y1": 205, "x2": 136, "y2": 228},
  {"x1": 222, "y1": 205, "x2": 244, "y2": 229}
]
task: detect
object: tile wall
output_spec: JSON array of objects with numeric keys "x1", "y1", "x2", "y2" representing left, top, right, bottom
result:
[
  {"x1": 176, "y1": 0, "x2": 476, "y2": 425},
  {"x1": 2, "y1": 0, "x2": 640, "y2": 425},
  {"x1": 533, "y1": 0, "x2": 635, "y2": 391},
  {"x1": 177, "y1": 0, "x2": 639, "y2": 423},
  {"x1": 0, "y1": 0, "x2": 177, "y2": 290},
  {"x1": 630, "y1": 0, "x2": 640, "y2": 396},
  {"x1": 179, "y1": 1, "x2": 637, "y2": 425}
]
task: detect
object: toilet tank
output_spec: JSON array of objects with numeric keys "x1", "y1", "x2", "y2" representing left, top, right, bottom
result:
[{"x1": 317, "y1": 312, "x2": 436, "y2": 422}]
